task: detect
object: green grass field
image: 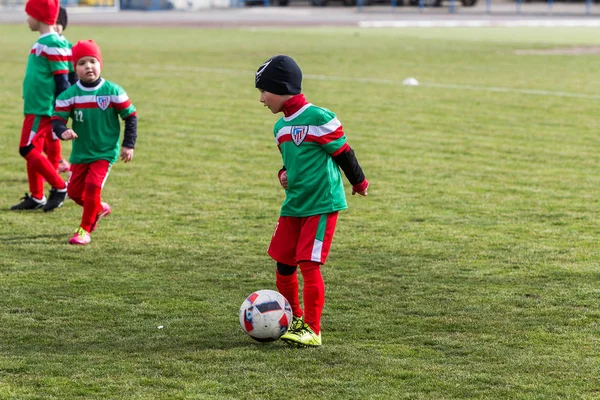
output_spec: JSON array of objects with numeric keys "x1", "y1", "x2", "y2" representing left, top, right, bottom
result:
[{"x1": 1, "y1": 24, "x2": 600, "y2": 398}]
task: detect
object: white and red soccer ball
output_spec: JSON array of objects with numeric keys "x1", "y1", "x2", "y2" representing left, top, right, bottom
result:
[{"x1": 239, "y1": 289, "x2": 292, "y2": 342}]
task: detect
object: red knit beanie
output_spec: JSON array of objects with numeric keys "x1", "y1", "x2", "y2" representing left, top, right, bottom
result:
[
  {"x1": 72, "y1": 40, "x2": 103, "y2": 68},
  {"x1": 25, "y1": 0, "x2": 60, "y2": 26}
]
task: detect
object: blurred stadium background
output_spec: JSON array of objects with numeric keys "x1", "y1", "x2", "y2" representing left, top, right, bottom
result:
[{"x1": 0, "y1": 0, "x2": 598, "y2": 14}]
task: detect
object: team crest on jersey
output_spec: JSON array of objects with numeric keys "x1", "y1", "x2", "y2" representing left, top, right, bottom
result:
[
  {"x1": 96, "y1": 96, "x2": 110, "y2": 111},
  {"x1": 291, "y1": 126, "x2": 308, "y2": 146}
]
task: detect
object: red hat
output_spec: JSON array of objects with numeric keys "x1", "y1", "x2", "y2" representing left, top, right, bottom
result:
[
  {"x1": 25, "y1": 0, "x2": 60, "y2": 26},
  {"x1": 72, "y1": 39, "x2": 103, "y2": 68}
]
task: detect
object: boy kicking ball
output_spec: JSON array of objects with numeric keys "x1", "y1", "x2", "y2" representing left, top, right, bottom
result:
[{"x1": 255, "y1": 55, "x2": 369, "y2": 347}]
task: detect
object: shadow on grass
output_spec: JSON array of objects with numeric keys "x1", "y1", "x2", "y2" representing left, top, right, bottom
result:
[
  {"x1": 3, "y1": 335, "x2": 288, "y2": 354},
  {"x1": 0, "y1": 233, "x2": 67, "y2": 242}
]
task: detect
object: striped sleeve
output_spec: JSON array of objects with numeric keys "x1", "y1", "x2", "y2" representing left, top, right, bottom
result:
[
  {"x1": 32, "y1": 43, "x2": 72, "y2": 75},
  {"x1": 52, "y1": 91, "x2": 73, "y2": 122},
  {"x1": 112, "y1": 86, "x2": 136, "y2": 119},
  {"x1": 315, "y1": 116, "x2": 347, "y2": 154}
]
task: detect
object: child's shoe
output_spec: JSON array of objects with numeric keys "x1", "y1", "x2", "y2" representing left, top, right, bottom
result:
[
  {"x1": 90, "y1": 202, "x2": 111, "y2": 232},
  {"x1": 280, "y1": 323, "x2": 322, "y2": 347},
  {"x1": 10, "y1": 193, "x2": 46, "y2": 210},
  {"x1": 58, "y1": 159, "x2": 70, "y2": 173},
  {"x1": 43, "y1": 188, "x2": 67, "y2": 212},
  {"x1": 69, "y1": 227, "x2": 91, "y2": 245},
  {"x1": 289, "y1": 315, "x2": 304, "y2": 332}
]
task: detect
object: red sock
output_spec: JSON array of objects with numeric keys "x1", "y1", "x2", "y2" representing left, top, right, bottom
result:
[
  {"x1": 26, "y1": 159, "x2": 44, "y2": 200},
  {"x1": 25, "y1": 149, "x2": 66, "y2": 192},
  {"x1": 276, "y1": 270, "x2": 303, "y2": 319},
  {"x1": 81, "y1": 183, "x2": 102, "y2": 232},
  {"x1": 45, "y1": 137, "x2": 61, "y2": 171},
  {"x1": 299, "y1": 261, "x2": 325, "y2": 334}
]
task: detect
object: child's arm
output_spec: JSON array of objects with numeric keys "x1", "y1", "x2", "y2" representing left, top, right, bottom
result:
[
  {"x1": 68, "y1": 72, "x2": 78, "y2": 85},
  {"x1": 278, "y1": 167, "x2": 288, "y2": 189},
  {"x1": 332, "y1": 145, "x2": 368, "y2": 196},
  {"x1": 120, "y1": 115, "x2": 137, "y2": 163},
  {"x1": 51, "y1": 118, "x2": 77, "y2": 140},
  {"x1": 53, "y1": 73, "x2": 70, "y2": 98}
]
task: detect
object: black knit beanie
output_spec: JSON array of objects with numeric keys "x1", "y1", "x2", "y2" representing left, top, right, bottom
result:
[
  {"x1": 255, "y1": 55, "x2": 302, "y2": 95},
  {"x1": 57, "y1": 6, "x2": 67, "y2": 29}
]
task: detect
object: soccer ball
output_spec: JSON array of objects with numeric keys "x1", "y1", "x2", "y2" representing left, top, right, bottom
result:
[{"x1": 239, "y1": 289, "x2": 292, "y2": 342}]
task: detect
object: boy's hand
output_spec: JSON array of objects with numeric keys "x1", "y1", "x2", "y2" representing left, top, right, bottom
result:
[
  {"x1": 120, "y1": 147, "x2": 134, "y2": 163},
  {"x1": 352, "y1": 179, "x2": 369, "y2": 196},
  {"x1": 61, "y1": 129, "x2": 78, "y2": 141},
  {"x1": 279, "y1": 170, "x2": 288, "y2": 189}
]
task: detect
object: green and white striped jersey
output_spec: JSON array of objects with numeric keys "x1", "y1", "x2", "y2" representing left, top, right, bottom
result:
[
  {"x1": 23, "y1": 32, "x2": 71, "y2": 116},
  {"x1": 274, "y1": 103, "x2": 348, "y2": 217},
  {"x1": 53, "y1": 78, "x2": 136, "y2": 165},
  {"x1": 61, "y1": 35, "x2": 74, "y2": 76}
]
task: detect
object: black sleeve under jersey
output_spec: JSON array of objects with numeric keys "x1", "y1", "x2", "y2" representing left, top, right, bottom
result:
[
  {"x1": 54, "y1": 73, "x2": 70, "y2": 98},
  {"x1": 122, "y1": 115, "x2": 138, "y2": 149},
  {"x1": 332, "y1": 147, "x2": 365, "y2": 186},
  {"x1": 68, "y1": 71, "x2": 78, "y2": 85},
  {"x1": 52, "y1": 118, "x2": 68, "y2": 139}
]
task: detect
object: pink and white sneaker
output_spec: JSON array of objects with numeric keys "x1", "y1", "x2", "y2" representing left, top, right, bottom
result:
[
  {"x1": 90, "y1": 202, "x2": 111, "y2": 232},
  {"x1": 69, "y1": 227, "x2": 91, "y2": 245}
]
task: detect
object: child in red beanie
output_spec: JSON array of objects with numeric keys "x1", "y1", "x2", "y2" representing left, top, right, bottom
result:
[
  {"x1": 52, "y1": 40, "x2": 138, "y2": 245},
  {"x1": 12, "y1": 0, "x2": 71, "y2": 211},
  {"x1": 255, "y1": 55, "x2": 369, "y2": 347},
  {"x1": 44, "y1": 6, "x2": 76, "y2": 175}
]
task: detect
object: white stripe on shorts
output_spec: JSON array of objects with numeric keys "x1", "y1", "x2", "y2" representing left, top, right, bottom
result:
[{"x1": 311, "y1": 239, "x2": 323, "y2": 263}]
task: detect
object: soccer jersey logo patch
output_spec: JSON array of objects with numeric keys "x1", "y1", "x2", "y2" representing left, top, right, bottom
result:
[
  {"x1": 291, "y1": 126, "x2": 308, "y2": 146},
  {"x1": 96, "y1": 96, "x2": 111, "y2": 111}
]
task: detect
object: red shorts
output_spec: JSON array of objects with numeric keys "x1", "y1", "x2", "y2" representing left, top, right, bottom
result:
[
  {"x1": 20, "y1": 114, "x2": 51, "y2": 148},
  {"x1": 67, "y1": 160, "x2": 111, "y2": 199},
  {"x1": 268, "y1": 212, "x2": 338, "y2": 266}
]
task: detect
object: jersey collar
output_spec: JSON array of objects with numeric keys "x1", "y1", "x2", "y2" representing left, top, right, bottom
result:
[
  {"x1": 76, "y1": 78, "x2": 105, "y2": 92},
  {"x1": 282, "y1": 94, "x2": 309, "y2": 119}
]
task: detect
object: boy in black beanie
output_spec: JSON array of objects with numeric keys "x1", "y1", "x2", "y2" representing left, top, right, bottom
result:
[{"x1": 256, "y1": 54, "x2": 369, "y2": 347}]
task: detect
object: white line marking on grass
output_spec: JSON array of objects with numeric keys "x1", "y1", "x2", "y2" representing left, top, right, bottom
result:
[
  {"x1": 135, "y1": 64, "x2": 600, "y2": 100},
  {"x1": 412, "y1": 82, "x2": 600, "y2": 99},
  {"x1": 305, "y1": 73, "x2": 600, "y2": 100},
  {"x1": 359, "y1": 20, "x2": 600, "y2": 28}
]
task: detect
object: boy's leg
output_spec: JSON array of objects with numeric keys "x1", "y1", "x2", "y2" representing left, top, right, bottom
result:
[
  {"x1": 67, "y1": 163, "x2": 88, "y2": 207},
  {"x1": 13, "y1": 116, "x2": 65, "y2": 209},
  {"x1": 25, "y1": 116, "x2": 66, "y2": 190},
  {"x1": 25, "y1": 160, "x2": 44, "y2": 201},
  {"x1": 67, "y1": 164, "x2": 89, "y2": 245},
  {"x1": 20, "y1": 116, "x2": 66, "y2": 204},
  {"x1": 25, "y1": 150, "x2": 66, "y2": 192},
  {"x1": 81, "y1": 183, "x2": 102, "y2": 232},
  {"x1": 296, "y1": 213, "x2": 338, "y2": 334},
  {"x1": 276, "y1": 262, "x2": 303, "y2": 322},
  {"x1": 80, "y1": 160, "x2": 110, "y2": 233},
  {"x1": 19, "y1": 115, "x2": 48, "y2": 200},
  {"x1": 298, "y1": 261, "x2": 324, "y2": 335},
  {"x1": 280, "y1": 213, "x2": 338, "y2": 347},
  {"x1": 44, "y1": 129, "x2": 61, "y2": 171},
  {"x1": 45, "y1": 129, "x2": 70, "y2": 173},
  {"x1": 269, "y1": 217, "x2": 303, "y2": 318}
]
